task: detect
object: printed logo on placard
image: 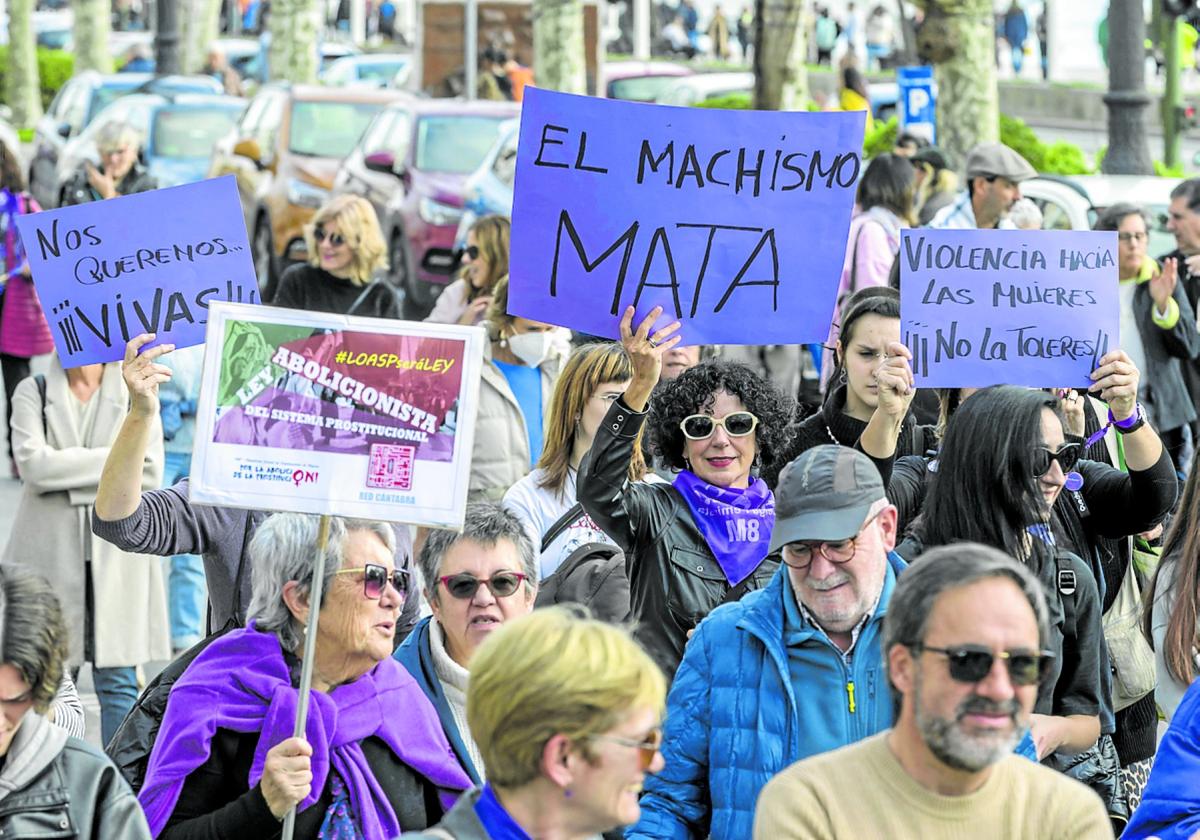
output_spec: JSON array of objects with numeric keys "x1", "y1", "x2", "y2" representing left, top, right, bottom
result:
[{"x1": 367, "y1": 444, "x2": 416, "y2": 490}]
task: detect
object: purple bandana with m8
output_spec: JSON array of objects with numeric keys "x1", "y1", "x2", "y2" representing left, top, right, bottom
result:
[{"x1": 673, "y1": 470, "x2": 775, "y2": 585}]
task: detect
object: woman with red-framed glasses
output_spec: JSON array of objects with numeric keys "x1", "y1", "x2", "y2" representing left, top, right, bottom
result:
[{"x1": 394, "y1": 502, "x2": 539, "y2": 786}]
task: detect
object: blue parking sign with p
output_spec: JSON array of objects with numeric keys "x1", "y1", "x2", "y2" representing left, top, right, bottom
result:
[{"x1": 898, "y1": 66, "x2": 936, "y2": 144}]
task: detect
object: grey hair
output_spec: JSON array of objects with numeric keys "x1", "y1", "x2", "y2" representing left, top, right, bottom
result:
[
  {"x1": 419, "y1": 502, "x2": 537, "y2": 603},
  {"x1": 95, "y1": 121, "x2": 142, "y2": 153},
  {"x1": 246, "y1": 514, "x2": 396, "y2": 653},
  {"x1": 1170, "y1": 177, "x2": 1200, "y2": 211},
  {"x1": 0, "y1": 567, "x2": 68, "y2": 714},
  {"x1": 1007, "y1": 198, "x2": 1043, "y2": 230},
  {"x1": 883, "y1": 542, "x2": 1051, "y2": 676},
  {"x1": 1094, "y1": 201, "x2": 1151, "y2": 233}
]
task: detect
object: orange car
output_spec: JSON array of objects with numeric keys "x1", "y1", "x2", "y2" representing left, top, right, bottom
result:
[{"x1": 209, "y1": 83, "x2": 407, "y2": 300}]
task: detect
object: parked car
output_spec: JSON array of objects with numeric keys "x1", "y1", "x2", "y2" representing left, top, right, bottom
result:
[
  {"x1": 454, "y1": 118, "x2": 518, "y2": 250},
  {"x1": 29, "y1": 72, "x2": 224, "y2": 208},
  {"x1": 234, "y1": 41, "x2": 362, "y2": 85},
  {"x1": 656, "y1": 71, "x2": 754, "y2": 107},
  {"x1": 52, "y1": 93, "x2": 245, "y2": 199},
  {"x1": 603, "y1": 60, "x2": 692, "y2": 102},
  {"x1": 332, "y1": 98, "x2": 518, "y2": 318},
  {"x1": 321, "y1": 53, "x2": 412, "y2": 88},
  {"x1": 1021, "y1": 174, "x2": 1181, "y2": 256},
  {"x1": 210, "y1": 83, "x2": 403, "y2": 299}
]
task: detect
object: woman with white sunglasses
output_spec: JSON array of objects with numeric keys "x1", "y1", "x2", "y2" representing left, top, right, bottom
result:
[{"x1": 577, "y1": 306, "x2": 794, "y2": 677}]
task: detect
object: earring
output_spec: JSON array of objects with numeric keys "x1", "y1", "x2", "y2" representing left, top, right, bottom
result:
[
  {"x1": 683, "y1": 456, "x2": 693, "y2": 471},
  {"x1": 838, "y1": 368, "x2": 848, "y2": 385},
  {"x1": 564, "y1": 787, "x2": 574, "y2": 799}
]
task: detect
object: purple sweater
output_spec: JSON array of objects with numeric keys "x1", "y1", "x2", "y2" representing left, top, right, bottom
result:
[{"x1": 91, "y1": 478, "x2": 419, "y2": 636}]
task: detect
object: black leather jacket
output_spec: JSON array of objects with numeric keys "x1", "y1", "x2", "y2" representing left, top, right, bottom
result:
[
  {"x1": 578, "y1": 398, "x2": 778, "y2": 678},
  {"x1": 1, "y1": 714, "x2": 150, "y2": 840},
  {"x1": 61, "y1": 162, "x2": 157, "y2": 206}
]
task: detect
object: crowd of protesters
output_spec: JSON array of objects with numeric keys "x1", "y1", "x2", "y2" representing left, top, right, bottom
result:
[{"x1": 1, "y1": 130, "x2": 1200, "y2": 840}]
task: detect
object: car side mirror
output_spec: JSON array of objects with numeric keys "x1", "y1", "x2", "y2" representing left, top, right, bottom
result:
[
  {"x1": 57, "y1": 122, "x2": 72, "y2": 139},
  {"x1": 364, "y1": 150, "x2": 398, "y2": 175},
  {"x1": 233, "y1": 137, "x2": 263, "y2": 166}
]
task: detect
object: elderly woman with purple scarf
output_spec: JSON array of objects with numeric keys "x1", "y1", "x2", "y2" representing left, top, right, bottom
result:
[
  {"x1": 577, "y1": 306, "x2": 794, "y2": 677},
  {"x1": 138, "y1": 514, "x2": 471, "y2": 839}
]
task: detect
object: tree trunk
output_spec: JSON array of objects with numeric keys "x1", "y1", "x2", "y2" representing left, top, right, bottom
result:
[
  {"x1": 917, "y1": 0, "x2": 998, "y2": 171},
  {"x1": 533, "y1": 0, "x2": 586, "y2": 94},
  {"x1": 1103, "y1": 0, "x2": 1153, "y2": 174},
  {"x1": 6, "y1": 0, "x2": 42, "y2": 127},
  {"x1": 180, "y1": 0, "x2": 223, "y2": 72},
  {"x1": 71, "y1": 0, "x2": 112, "y2": 73},
  {"x1": 753, "y1": 0, "x2": 807, "y2": 110},
  {"x1": 268, "y1": 0, "x2": 321, "y2": 83}
]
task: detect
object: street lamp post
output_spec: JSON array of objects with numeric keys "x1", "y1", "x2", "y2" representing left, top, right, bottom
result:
[
  {"x1": 155, "y1": 0, "x2": 181, "y2": 75},
  {"x1": 1102, "y1": 0, "x2": 1154, "y2": 174}
]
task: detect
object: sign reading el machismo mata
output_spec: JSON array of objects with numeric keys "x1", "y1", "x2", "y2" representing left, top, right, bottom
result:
[
  {"x1": 16, "y1": 176, "x2": 258, "y2": 366},
  {"x1": 189, "y1": 302, "x2": 484, "y2": 529},
  {"x1": 900, "y1": 229, "x2": 1119, "y2": 388},
  {"x1": 508, "y1": 88, "x2": 866, "y2": 346}
]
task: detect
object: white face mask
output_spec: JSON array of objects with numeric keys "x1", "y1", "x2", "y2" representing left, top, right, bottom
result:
[{"x1": 507, "y1": 330, "x2": 553, "y2": 367}]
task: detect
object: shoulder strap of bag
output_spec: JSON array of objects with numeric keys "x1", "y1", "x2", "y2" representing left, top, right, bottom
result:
[
  {"x1": 1055, "y1": 551, "x2": 1078, "y2": 638},
  {"x1": 541, "y1": 502, "x2": 585, "y2": 553},
  {"x1": 34, "y1": 373, "x2": 47, "y2": 436},
  {"x1": 346, "y1": 281, "x2": 384, "y2": 317}
]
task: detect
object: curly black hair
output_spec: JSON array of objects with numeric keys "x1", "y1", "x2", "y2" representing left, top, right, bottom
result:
[{"x1": 649, "y1": 360, "x2": 795, "y2": 476}]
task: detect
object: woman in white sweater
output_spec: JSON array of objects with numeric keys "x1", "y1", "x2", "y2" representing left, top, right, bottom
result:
[
  {"x1": 425, "y1": 215, "x2": 510, "y2": 326},
  {"x1": 503, "y1": 342, "x2": 655, "y2": 579}
]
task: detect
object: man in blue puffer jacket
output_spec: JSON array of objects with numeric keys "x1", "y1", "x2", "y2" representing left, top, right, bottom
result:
[{"x1": 628, "y1": 445, "x2": 902, "y2": 840}]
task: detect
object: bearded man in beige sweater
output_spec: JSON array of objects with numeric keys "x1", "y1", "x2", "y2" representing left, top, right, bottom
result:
[{"x1": 754, "y1": 543, "x2": 1110, "y2": 839}]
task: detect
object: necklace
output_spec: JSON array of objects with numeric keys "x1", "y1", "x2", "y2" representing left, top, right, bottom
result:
[{"x1": 824, "y1": 423, "x2": 840, "y2": 445}]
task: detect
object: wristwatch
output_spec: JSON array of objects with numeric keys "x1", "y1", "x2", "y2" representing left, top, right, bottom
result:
[{"x1": 1109, "y1": 403, "x2": 1147, "y2": 435}]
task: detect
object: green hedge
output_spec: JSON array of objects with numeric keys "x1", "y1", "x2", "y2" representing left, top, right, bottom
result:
[
  {"x1": 696, "y1": 92, "x2": 753, "y2": 110},
  {"x1": 0, "y1": 47, "x2": 75, "y2": 114}
]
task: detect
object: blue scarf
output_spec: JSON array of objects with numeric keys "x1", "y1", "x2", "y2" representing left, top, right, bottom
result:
[{"x1": 672, "y1": 470, "x2": 775, "y2": 586}]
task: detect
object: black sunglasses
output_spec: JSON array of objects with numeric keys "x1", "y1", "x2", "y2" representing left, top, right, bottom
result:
[
  {"x1": 438, "y1": 571, "x2": 527, "y2": 600},
  {"x1": 333, "y1": 563, "x2": 410, "y2": 600},
  {"x1": 462, "y1": 244, "x2": 480, "y2": 261},
  {"x1": 1031, "y1": 442, "x2": 1082, "y2": 477},
  {"x1": 913, "y1": 644, "x2": 1055, "y2": 686},
  {"x1": 314, "y1": 227, "x2": 346, "y2": 247}
]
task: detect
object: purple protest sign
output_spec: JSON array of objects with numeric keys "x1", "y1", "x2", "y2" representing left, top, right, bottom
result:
[
  {"x1": 507, "y1": 88, "x2": 866, "y2": 345},
  {"x1": 15, "y1": 175, "x2": 258, "y2": 366},
  {"x1": 900, "y1": 229, "x2": 1119, "y2": 388}
]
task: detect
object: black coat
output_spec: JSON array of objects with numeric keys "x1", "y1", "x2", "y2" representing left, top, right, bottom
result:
[
  {"x1": 1128, "y1": 276, "x2": 1199, "y2": 433},
  {"x1": 1156, "y1": 249, "x2": 1200, "y2": 431},
  {"x1": 577, "y1": 398, "x2": 778, "y2": 678},
  {"x1": 765, "y1": 382, "x2": 934, "y2": 488}
]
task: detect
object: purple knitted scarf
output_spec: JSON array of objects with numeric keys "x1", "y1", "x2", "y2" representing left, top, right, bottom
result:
[{"x1": 138, "y1": 623, "x2": 471, "y2": 838}]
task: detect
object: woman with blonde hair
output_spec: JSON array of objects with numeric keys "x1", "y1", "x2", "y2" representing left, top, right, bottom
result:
[
  {"x1": 470, "y1": 276, "x2": 564, "y2": 500},
  {"x1": 401, "y1": 607, "x2": 667, "y2": 840},
  {"x1": 504, "y1": 342, "x2": 652, "y2": 579},
  {"x1": 426, "y1": 215, "x2": 511, "y2": 325},
  {"x1": 272, "y1": 194, "x2": 398, "y2": 318}
]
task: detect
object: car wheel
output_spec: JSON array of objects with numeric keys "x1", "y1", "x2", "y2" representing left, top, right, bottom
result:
[{"x1": 254, "y1": 217, "x2": 278, "y2": 302}]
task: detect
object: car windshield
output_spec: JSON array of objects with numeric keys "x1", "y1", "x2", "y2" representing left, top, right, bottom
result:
[
  {"x1": 414, "y1": 116, "x2": 507, "y2": 174},
  {"x1": 288, "y1": 100, "x2": 383, "y2": 157},
  {"x1": 88, "y1": 83, "x2": 144, "y2": 122},
  {"x1": 358, "y1": 60, "x2": 407, "y2": 81},
  {"x1": 608, "y1": 74, "x2": 686, "y2": 102},
  {"x1": 152, "y1": 107, "x2": 240, "y2": 158}
]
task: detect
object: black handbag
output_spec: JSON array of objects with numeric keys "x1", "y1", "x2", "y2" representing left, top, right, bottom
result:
[{"x1": 1045, "y1": 733, "x2": 1129, "y2": 833}]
